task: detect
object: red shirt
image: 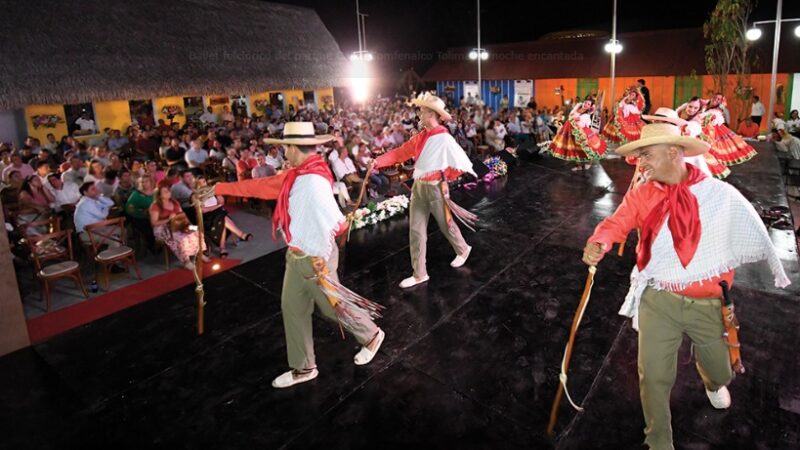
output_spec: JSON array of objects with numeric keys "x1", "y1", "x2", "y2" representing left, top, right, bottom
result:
[{"x1": 588, "y1": 180, "x2": 733, "y2": 298}]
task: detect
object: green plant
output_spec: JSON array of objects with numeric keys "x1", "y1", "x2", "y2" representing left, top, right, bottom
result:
[{"x1": 703, "y1": 0, "x2": 754, "y2": 100}]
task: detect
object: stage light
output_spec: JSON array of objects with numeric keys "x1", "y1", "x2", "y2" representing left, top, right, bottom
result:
[
  {"x1": 795, "y1": 25, "x2": 800, "y2": 38},
  {"x1": 604, "y1": 40, "x2": 622, "y2": 54},
  {"x1": 469, "y1": 50, "x2": 478, "y2": 60},
  {"x1": 212, "y1": 263, "x2": 221, "y2": 271},
  {"x1": 481, "y1": 50, "x2": 489, "y2": 60},
  {"x1": 746, "y1": 27, "x2": 762, "y2": 41}
]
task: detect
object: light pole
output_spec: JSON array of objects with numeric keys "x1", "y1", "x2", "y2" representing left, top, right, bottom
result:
[
  {"x1": 746, "y1": 1, "x2": 800, "y2": 126},
  {"x1": 604, "y1": 0, "x2": 623, "y2": 110},
  {"x1": 350, "y1": 0, "x2": 373, "y2": 102},
  {"x1": 467, "y1": 0, "x2": 488, "y2": 104}
]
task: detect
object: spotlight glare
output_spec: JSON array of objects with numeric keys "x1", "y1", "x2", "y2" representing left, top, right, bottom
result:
[{"x1": 746, "y1": 27, "x2": 762, "y2": 41}]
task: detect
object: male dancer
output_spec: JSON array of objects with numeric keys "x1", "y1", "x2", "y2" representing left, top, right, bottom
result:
[
  {"x1": 372, "y1": 92, "x2": 476, "y2": 288},
  {"x1": 582, "y1": 122, "x2": 789, "y2": 449},
  {"x1": 215, "y1": 122, "x2": 385, "y2": 388}
]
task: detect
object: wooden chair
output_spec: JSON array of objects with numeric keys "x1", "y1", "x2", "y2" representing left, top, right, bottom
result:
[
  {"x1": 27, "y1": 229, "x2": 88, "y2": 311},
  {"x1": 19, "y1": 215, "x2": 61, "y2": 239},
  {"x1": 84, "y1": 217, "x2": 142, "y2": 289}
]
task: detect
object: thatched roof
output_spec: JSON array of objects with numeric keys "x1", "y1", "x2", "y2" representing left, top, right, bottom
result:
[
  {"x1": 423, "y1": 27, "x2": 800, "y2": 81},
  {"x1": 0, "y1": 0, "x2": 349, "y2": 110}
]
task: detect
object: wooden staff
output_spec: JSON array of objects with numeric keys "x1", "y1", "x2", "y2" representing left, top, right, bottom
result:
[
  {"x1": 338, "y1": 161, "x2": 374, "y2": 248},
  {"x1": 193, "y1": 190, "x2": 206, "y2": 336},
  {"x1": 547, "y1": 265, "x2": 597, "y2": 437}
]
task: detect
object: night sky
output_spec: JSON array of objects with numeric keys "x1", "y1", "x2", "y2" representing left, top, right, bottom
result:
[{"x1": 276, "y1": 0, "x2": 800, "y2": 92}]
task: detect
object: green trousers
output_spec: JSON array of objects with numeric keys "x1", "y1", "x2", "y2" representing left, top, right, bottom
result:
[
  {"x1": 409, "y1": 181, "x2": 470, "y2": 278},
  {"x1": 638, "y1": 287, "x2": 733, "y2": 450},
  {"x1": 281, "y1": 243, "x2": 378, "y2": 370}
]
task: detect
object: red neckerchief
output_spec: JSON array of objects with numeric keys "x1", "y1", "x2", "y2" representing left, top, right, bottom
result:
[
  {"x1": 413, "y1": 125, "x2": 463, "y2": 180},
  {"x1": 637, "y1": 163, "x2": 707, "y2": 271},
  {"x1": 272, "y1": 154, "x2": 334, "y2": 243}
]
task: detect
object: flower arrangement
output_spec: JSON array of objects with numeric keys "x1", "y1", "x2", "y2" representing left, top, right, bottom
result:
[
  {"x1": 351, "y1": 194, "x2": 410, "y2": 230},
  {"x1": 483, "y1": 156, "x2": 508, "y2": 178},
  {"x1": 160, "y1": 105, "x2": 184, "y2": 117},
  {"x1": 30, "y1": 114, "x2": 65, "y2": 129}
]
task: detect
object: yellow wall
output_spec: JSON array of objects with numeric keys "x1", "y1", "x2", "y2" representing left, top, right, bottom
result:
[
  {"x1": 25, "y1": 104, "x2": 68, "y2": 143},
  {"x1": 153, "y1": 96, "x2": 187, "y2": 127},
  {"x1": 94, "y1": 100, "x2": 132, "y2": 133},
  {"x1": 283, "y1": 90, "x2": 304, "y2": 111}
]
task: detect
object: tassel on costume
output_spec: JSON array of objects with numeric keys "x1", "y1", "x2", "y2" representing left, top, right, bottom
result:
[
  {"x1": 445, "y1": 198, "x2": 478, "y2": 231},
  {"x1": 311, "y1": 257, "x2": 385, "y2": 325}
]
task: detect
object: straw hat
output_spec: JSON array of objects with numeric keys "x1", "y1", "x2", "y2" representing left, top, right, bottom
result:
[
  {"x1": 616, "y1": 122, "x2": 710, "y2": 156},
  {"x1": 409, "y1": 92, "x2": 452, "y2": 122},
  {"x1": 263, "y1": 122, "x2": 333, "y2": 146},
  {"x1": 642, "y1": 107, "x2": 687, "y2": 127}
]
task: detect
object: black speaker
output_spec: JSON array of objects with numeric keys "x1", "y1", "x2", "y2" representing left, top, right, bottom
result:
[
  {"x1": 497, "y1": 149, "x2": 519, "y2": 167},
  {"x1": 471, "y1": 157, "x2": 491, "y2": 178}
]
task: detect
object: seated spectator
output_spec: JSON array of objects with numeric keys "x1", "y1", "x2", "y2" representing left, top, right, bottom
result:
[
  {"x1": 34, "y1": 160, "x2": 51, "y2": 183},
  {"x1": 163, "y1": 167, "x2": 181, "y2": 186},
  {"x1": 170, "y1": 169, "x2": 196, "y2": 211},
  {"x1": 264, "y1": 145, "x2": 285, "y2": 170},
  {"x1": 58, "y1": 157, "x2": 85, "y2": 188},
  {"x1": 144, "y1": 160, "x2": 165, "y2": 185},
  {"x1": 129, "y1": 160, "x2": 144, "y2": 185},
  {"x1": 114, "y1": 170, "x2": 135, "y2": 206},
  {"x1": 91, "y1": 146, "x2": 111, "y2": 167},
  {"x1": 194, "y1": 174, "x2": 251, "y2": 258},
  {"x1": 331, "y1": 146, "x2": 363, "y2": 188},
  {"x1": 35, "y1": 148, "x2": 58, "y2": 170},
  {"x1": 83, "y1": 160, "x2": 106, "y2": 184},
  {"x1": 184, "y1": 139, "x2": 209, "y2": 169},
  {"x1": 222, "y1": 149, "x2": 239, "y2": 181},
  {"x1": 775, "y1": 123, "x2": 800, "y2": 159},
  {"x1": 251, "y1": 152, "x2": 277, "y2": 178},
  {"x1": 134, "y1": 130, "x2": 159, "y2": 161},
  {"x1": 74, "y1": 182, "x2": 116, "y2": 246},
  {"x1": 2, "y1": 153, "x2": 33, "y2": 182},
  {"x1": 17, "y1": 175, "x2": 54, "y2": 225},
  {"x1": 236, "y1": 149, "x2": 257, "y2": 180},
  {"x1": 149, "y1": 180, "x2": 208, "y2": 271},
  {"x1": 125, "y1": 175, "x2": 156, "y2": 250},
  {"x1": 43, "y1": 133, "x2": 59, "y2": 152},
  {"x1": 164, "y1": 138, "x2": 187, "y2": 170},
  {"x1": 736, "y1": 117, "x2": 760, "y2": 138},
  {"x1": 355, "y1": 146, "x2": 388, "y2": 197},
  {"x1": 46, "y1": 173, "x2": 80, "y2": 213},
  {"x1": 209, "y1": 140, "x2": 226, "y2": 160},
  {"x1": 95, "y1": 168, "x2": 119, "y2": 198},
  {"x1": 107, "y1": 129, "x2": 130, "y2": 153},
  {"x1": 786, "y1": 109, "x2": 800, "y2": 138},
  {"x1": 108, "y1": 154, "x2": 126, "y2": 173}
]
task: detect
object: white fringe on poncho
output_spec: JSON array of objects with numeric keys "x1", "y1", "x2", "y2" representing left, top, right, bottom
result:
[{"x1": 621, "y1": 177, "x2": 791, "y2": 330}]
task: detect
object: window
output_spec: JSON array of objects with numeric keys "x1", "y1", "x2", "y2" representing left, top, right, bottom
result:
[
  {"x1": 269, "y1": 93, "x2": 284, "y2": 111},
  {"x1": 64, "y1": 102, "x2": 96, "y2": 136},
  {"x1": 129, "y1": 100, "x2": 154, "y2": 128},
  {"x1": 303, "y1": 90, "x2": 316, "y2": 109},
  {"x1": 183, "y1": 96, "x2": 204, "y2": 121},
  {"x1": 230, "y1": 95, "x2": 249, "y2": 118}
]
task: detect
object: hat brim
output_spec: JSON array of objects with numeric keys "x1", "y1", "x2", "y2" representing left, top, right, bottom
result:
[
  {"x1": 409, "y1": 99, "x2": 452, "y2": 122},
  {"x1": 263, "y1": 135, "x2": 334, "y2": 146},
  {"x1": 616, "y1": 135, "x2": 710, "y2": 157},
  {"x1": 642, "y1": 115, "x2": 686, "y2": 127}
]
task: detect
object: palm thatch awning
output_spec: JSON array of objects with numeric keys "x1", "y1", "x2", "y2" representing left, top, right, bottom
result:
[{"x1": 0, "y1": 0, "x2": 349, "y2": 110}]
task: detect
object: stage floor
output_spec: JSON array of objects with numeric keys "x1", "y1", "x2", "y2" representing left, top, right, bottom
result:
[{"x1": 1, "y1": 144, "x2": 798, "y2": 449}]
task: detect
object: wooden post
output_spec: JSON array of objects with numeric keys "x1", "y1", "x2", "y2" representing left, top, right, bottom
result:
[
  {"x1": 193, "y1": 191, "x2": 206, "y2": 336},
  {"x1": 0, "y1": 201, "x2": 31, "y2": 354}
]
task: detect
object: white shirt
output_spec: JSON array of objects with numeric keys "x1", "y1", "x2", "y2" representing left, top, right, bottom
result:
[
  {"x1": 786, "y1": 118, "x2": 800, "y2": 133},
  {"x1": 776, "y1": 134, "x2": 800, "y2": 159},
  {"x1": 50, "y1": 182, "x2": 81, "y2": 211},
  {"x1": 185, "y1": 148, "x2": 209, "y2": 168},
  {"x1": 285, "y1": 174, "x2": 344, "y2": 259},
  {"x1": 61, "y1": 167, "x2": 87, "y2": 186},
  {"x1": 75, "y1": 117, "x2": 96, "y2": 132},
  {"x1": 74, "y1": 195, "x2": 114, "y2": 232},
  {"x1": 331, "y1": 156, "x2": 357, "y2": 181},
  {"x1": 751, "y1": 101, "x2": 765, "y2": 116},
  {"x1": 265, "y1": 154, "x2": 284, "y2": 169},
  {"x1": 200, "y1": 111, "x2": 218, "y2": 124}
]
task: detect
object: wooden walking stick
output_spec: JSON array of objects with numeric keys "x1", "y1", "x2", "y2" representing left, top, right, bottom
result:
[
  {"x1": 338, "y1": 161, "x2": 373, "y2": 248},
  {"x1": 192, "y1": 189, "x2": 208, "y2": 336},
  {"x1": 547, "y1": 265, "x2": 597, "y2": 437}
]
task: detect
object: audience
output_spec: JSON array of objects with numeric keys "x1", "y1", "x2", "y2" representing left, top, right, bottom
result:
[
  {"x1": 74, "y1": 181, "x2": 116, "y2": 246},
  {"x1": 149, "y1": 180, "x2": 208, "y2": 271}
]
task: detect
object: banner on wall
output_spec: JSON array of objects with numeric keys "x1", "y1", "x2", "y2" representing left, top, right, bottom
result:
[
  {"x1": 514, "y1": 80, "x2": 533, "y2": 107},
  {"x1": 464, "y1": 81, "x2": 480, "y2": 103}
]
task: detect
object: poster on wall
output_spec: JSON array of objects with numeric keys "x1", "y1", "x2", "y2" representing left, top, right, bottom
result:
[
  {"x1": 514, "y1": 80, "x2": 533, "y2": 107},
  {"x1": 463, "y1": 81, "x2": 480, "y2": 104}
]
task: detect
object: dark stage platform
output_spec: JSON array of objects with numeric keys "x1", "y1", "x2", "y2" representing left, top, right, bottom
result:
[{"x1": 1, "y1": 143, "x2": 798, "y2": 449}]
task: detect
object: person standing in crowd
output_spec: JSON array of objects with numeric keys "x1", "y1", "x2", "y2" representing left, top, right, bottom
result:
[
  {"x1": 750, "y1": 95, "x2": 765, "y2": 126},
  {"x1": 638, "y1": 79, "x2": 651, "y2": 115}
]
